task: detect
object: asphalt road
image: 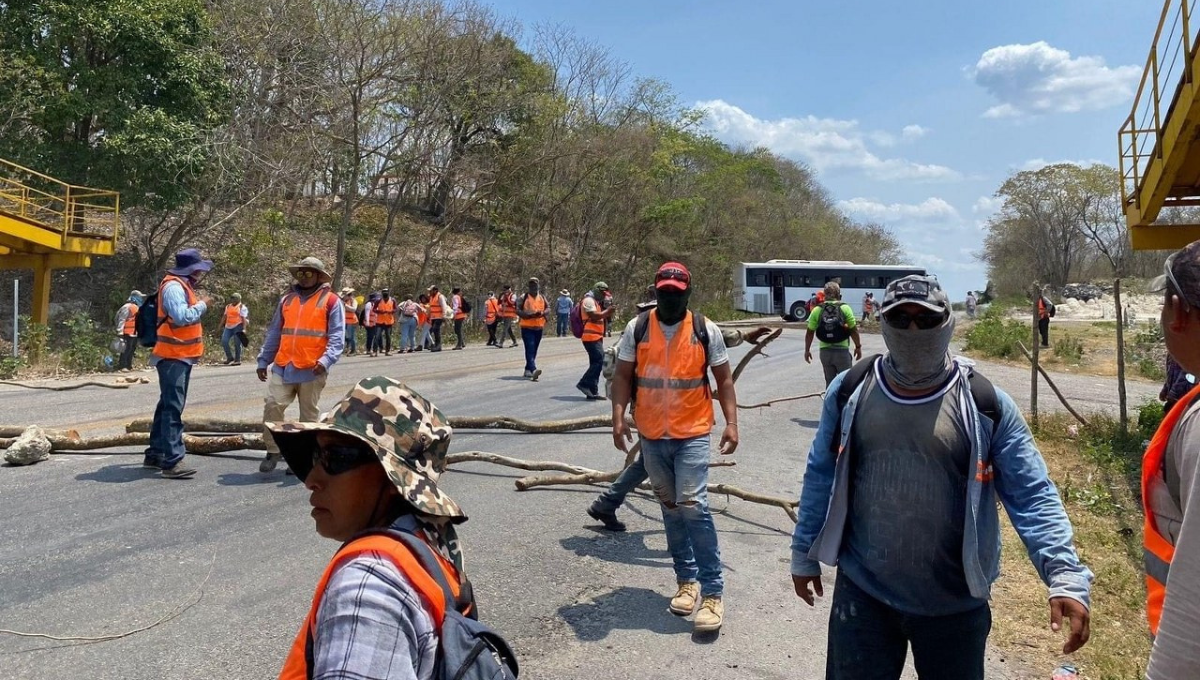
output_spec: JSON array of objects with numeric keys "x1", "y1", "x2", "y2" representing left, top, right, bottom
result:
[{"x1": 0, "y1": 331, "x2": 1155, "y2": 679}]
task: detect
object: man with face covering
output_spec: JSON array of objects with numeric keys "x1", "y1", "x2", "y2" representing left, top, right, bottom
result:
[
  {"x1": 610, "y1": 261, "x2": 738, "y2": 634},
  {"x1": 790, "y1": 274, "x2": 1093, "y2": 679}
]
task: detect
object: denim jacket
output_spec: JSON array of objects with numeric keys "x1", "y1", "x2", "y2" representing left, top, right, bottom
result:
[{"x1": 790, "y1": 359, "x2": 1094, "y2": 609}]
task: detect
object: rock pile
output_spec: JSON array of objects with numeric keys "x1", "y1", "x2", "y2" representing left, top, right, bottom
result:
[
  {"x1": 3, "y1": 426, "x2": 52, "y2": 466},
  {"x1": 1061, "y1": 283, "x2": 1106, "y2": 302}
]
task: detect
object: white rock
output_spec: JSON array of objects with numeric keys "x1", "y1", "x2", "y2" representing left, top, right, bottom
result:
[{"x1": 4, "y1": 426, "x2": 52, "y2": 466}]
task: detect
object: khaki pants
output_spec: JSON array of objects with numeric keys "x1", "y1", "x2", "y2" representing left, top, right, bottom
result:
[{"x1": 262, "y1": 371, "x2": 328, "y2": 454}]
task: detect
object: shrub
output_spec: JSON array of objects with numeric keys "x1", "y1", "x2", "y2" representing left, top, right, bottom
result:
[
  {"x1": 19, "y1": 315, "x2": 49, "y2": 363},
  {"x1": 0, "y1": 355, "x2": 23, "y2": 379},
  {"x1": 61, "y1": 313, "x2": 110, "y2": 372},
  {"x1": 964, "y1": 308, "x2": 1030, "y2": 359},
  {"x1": 1138, "y1": 399, "x2": 1166, "y2": 442},
  {"x1": 1127, "y1": 324, "x2": 1167, "y2": 381},
  {"x1": 1053, "y1": 332, "x2": 1084, "y2": 364}
]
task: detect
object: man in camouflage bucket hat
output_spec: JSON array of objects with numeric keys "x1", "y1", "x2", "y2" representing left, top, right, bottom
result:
[{"x1": 268, "y1": 377, "x2": 470, "y2": 679}]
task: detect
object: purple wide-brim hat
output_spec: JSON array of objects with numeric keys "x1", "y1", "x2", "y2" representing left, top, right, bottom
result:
[{"x1": 167, "y1": 248, "x2": 214, "y2": 277}]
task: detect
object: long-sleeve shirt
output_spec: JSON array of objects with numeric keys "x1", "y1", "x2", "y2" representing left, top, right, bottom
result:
[
  {"x1": 152, "y1": 280, "x2": 207, "y2": 365},
  {"x1": 115, "y1": 303, "x2": 137, "y2": 335},
  {"x1": 256, "y1": 285, "x2": 344, "y2": 383}
]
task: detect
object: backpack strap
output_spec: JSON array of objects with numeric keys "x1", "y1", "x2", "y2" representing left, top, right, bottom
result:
[
  {"x1": 832, "y1": 355, "x2": 880, "y2": 455},
  {"x1": 691, "y1": 312, "x2": 711, "y2": 369},
  {"x1": 357, "y1": 528, "x2": 478, "y2": 620},
  {"x1": 966, "y1": 369, "x2": 999, "y2": 427}
]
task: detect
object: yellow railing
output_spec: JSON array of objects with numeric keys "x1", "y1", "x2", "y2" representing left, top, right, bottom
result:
[
  {"x1": 1119, "y1": 0, "x2": 1199, "y2": 212},
  {"x1": 0, "y1": 158, "x2": 120, "y2": 242}
]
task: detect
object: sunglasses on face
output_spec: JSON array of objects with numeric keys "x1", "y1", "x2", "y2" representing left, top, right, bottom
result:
[
  {"x1": 1164, "y1": 253, "x2": 1197, "y2": 309},
  {"x1": 312, "y1": 444, "x2": 377, "y2": 476},
  {"x1": 884, "y1": 310, "x2": 947, "y2": 330},
  {"x1": 295, "y1": 270, "x2": 318, "y2": 279},
  {"x1": 656, "y1": 268, "x2": 689, "y2": 284}
]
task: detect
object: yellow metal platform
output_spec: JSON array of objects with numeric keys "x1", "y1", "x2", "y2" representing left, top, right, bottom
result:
[{"x1": 0, "y1": 159, "x2": 120, "y2": 323}]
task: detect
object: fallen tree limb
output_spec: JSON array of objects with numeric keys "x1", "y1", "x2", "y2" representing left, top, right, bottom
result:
[
  {"x1": 511, "y1": 459, "x2": 736, "y2": 490},
  {"x1": 739, "y1": 392, "x2": 824, "y2": 409},
  {"x1": 730, "y1": 328, "x2": 782, "y2": 384},
  {"x1": 0, "y1": 427, "x2": 80, "y2": 440},
  {"x1": 709, "y1": 483, "x2": 798, "y2": 523},
  {"x1": 125, "y1": 414, "x2": 620, "y2": 435},
  {"x1": 0, "y1": 432, "x2": 265, "y2": 455},
  {"x1": 1017, "y1": 341, "x2": 1090, "y2": 428},
  {"x1": 0, "y1": 379, "x2": 133, "y2": 391}
]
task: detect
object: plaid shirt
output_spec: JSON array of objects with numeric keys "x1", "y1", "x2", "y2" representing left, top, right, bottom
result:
[{"x1": 311, "y1": 516, "x2": 438, "y2": 680}]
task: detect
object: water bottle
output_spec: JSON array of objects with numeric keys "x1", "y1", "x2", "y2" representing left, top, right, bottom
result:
[
  {"x1": 103, "y1": 355, "x2": 114, "y2": 371},
  {"x1": 1051, "y1": 664, "x2": 1078, "y2": 680}
]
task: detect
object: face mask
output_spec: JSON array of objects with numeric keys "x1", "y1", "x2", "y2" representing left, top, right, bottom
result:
[
  {"x1": 655, "y1": 288, "x2": 691, "y2": 325},
  {"x1": 880, "y1": 311, "x2": 955, "y2": 391}
]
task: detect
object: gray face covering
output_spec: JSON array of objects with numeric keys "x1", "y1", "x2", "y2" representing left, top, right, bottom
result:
[{"x1": 880, "y1": 312, "x2": 956, "y2": 391}]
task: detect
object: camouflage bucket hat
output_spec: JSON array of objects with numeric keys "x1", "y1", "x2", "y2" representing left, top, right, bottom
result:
[{"x1": 267, "y1": 376, "x2": 464, "y2": 520}]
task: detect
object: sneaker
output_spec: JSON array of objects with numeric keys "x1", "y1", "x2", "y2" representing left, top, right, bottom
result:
[
  {"x1": 530, "y1": 369, "x2": 542, "y2": 382},
  {"x1": 142, "y1": 459, "x2": 161, "y2": 469},
  {"x1": 586, "y1": 393, "x2": 607, "y2": 401},
  {"x1": 669, "y1": 582, "x2": 700, "y2": 616},
  {"x1": 524, "y1": 370, "x2": 533, "y2": 378},
  {"x1": 693, "y1": 596, "x2": 723, "y2": 633},
  {"x1": 161, "y1": 464, "x2": 197, "y2": 479},
  {"x1": 231, "y1": 361, "x2": 242, "y2": 366},
  {"x1": 577, "y1": 384, "x2": 591, "y2": 398},
  {"x1": 259, "y1": 453, "x2": 282, "y2": 473},
  {"x1": 587, "y1": 504, "x2": 626, "y2": 532}
]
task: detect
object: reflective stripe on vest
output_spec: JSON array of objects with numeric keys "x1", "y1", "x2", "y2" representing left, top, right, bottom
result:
[
  {"x1": 485, "y1": 298, "x2": 499, "y2": 323},
  {"x1": 519, "y1": 294, "x2": 546, "y2": 329},
  {"x1": 225, "y1": 304, "x2": 243, "y2": 329},
  {"x1": 1142, "y1": 382, "x2": 1200, "y2": 636},
  {"x1": 429, "y1": 295, "x2": 444, "y2": 320},
  {"x1": 374, "y1": 299, "x2": 395, "y2": 326},
  {"x1": 632, "y1": 310, "x2": 714, "y2": 439},
  {"x1": 275, "y1": 289, "x2": 331, "y2": 370},
  {"x1": 154, "y1": 275, "x2": 204, "y2": 359},
  {"x1": 278, "y1": 534, "x2": 462, "y2": 680},
  {"x1": 121, "y1": 303, "x2": 138, "y2": 336},
  {"x1": 582, "y1": 306, "x2": 605, "y2": 342},
  {"x1": 344, "y1": 304, "x2": 358, "y2": 326},
  {"x1": 499, "y1": 293, "x2": 517, "y2": 319},
  {"x1": 453, "y1": 295, "x2": 466, "y2": 320}
]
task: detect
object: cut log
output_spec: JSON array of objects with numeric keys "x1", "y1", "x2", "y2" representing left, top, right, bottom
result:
[
  {"x1": 125, "y1": 414, "x2": 620, "y2": 434},
  {"x1": 0, "y1": 427, "x2": 81, "y2": 440},
  {"x1": 0, "y1": 433, "x2": 265, "y2": 455}
]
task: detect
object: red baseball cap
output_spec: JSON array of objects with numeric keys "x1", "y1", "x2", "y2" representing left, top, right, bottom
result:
[{"x1": 655, "y1": 262, "x2": 691, "y2": 291}]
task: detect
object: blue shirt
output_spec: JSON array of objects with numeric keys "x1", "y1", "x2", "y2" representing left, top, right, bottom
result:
[
  {"x1": 556, "y1": 295, "x2": 573, "y2": 314},
  {"x1": 152, "y1": 278, "x2": 207, "y2": 365},
  {"x1": 256, "y1": 284, "x2": 344, "y2": 383}
]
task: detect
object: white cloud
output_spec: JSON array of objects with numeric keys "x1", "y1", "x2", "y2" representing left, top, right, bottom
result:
[
  {"x1": 699, "y1": 99, "x2": 958, "y2": 181},
  {"x1": 837, "y1": 197, "x2": 960, "y2": 222},
  {"x1": 971, "y1": 41, "x2": 1140, "y2": 118},
  {"x1": 902, "y1": 124, "x2": 927, "y2": 140},
  {"x1": 973, "y1": 196, "x2": 1004, "y2": 214},
  {"x1": 1018, "y1": 157, "x2": 1106, "y2": 171}
]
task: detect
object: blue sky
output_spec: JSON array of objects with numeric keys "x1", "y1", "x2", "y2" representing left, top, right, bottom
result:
[{"x1": 492, "y1": 0, "x2": 1159, "y2": 298}]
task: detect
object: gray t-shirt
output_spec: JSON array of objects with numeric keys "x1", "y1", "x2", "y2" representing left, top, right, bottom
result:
[
  {"x1": 615, "y1": 315, "x2": 729, "y2": 368},
  {"x1": 838, "y1": 370, "x2": 986, "y2": 616}
]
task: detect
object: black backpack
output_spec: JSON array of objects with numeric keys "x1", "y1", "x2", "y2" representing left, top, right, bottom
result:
[
  {"x1": 814, "y1": 302, "x2": 850, "y2": 343},
  {"x1": 354, "y1": 528, "x2": 519, "y2": 679},
  {"x1": 461, "y1": 297, "x2": 472, "y2": 315},
  {"x1": 134, "y1": 293, "x2": 164, "y2": 348},
  {"x1": 831, "y1": 355, "x2": 999, "y2": 454},
  {"x1": 1042, "y1": 297, "x2": 1056, "y2": 318}
]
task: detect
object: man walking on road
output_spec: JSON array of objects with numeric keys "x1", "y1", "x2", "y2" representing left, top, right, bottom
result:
[
  {"x1": 610, "y1": 261, "x2": 738, "y2": 633},
  {"x1": 556, "y1": 288, "x2": 573, "y2": 337},
  {"x1": 576, "y1": 282, "x2": 613, "y2": 399},
  {"x1": 451, "y1": 286, "x2": 468, "y2": 350},
  {"x1": 221, "y1": 293, "x2": 249, "y2": 365},
  {"x1": 496, "y1": 284, "x2": 518, "y2": 348},
  {"x1": 427, "y1": 285, "x2": 451, "y2": 352},
  {"x1": 966, "y1": 290, "x2": 978, "y2": 320},
  {"x1": 484, "y1": 291, "x2": 500, "y2": 346},
  {"x1": 517, "y1": 277, "x2": 549, "y2": 380},
  {"x1": 791, "y1": 274, "x2": 1092, "y2": 680},
  {"x1": 114, "y1": 290, "x2": 144, "y2": 371},
  {"x1": 374, "y1": 289, "x2": 396, "y2": 356},
  {"x1": 1143, "y1": 240, "x2": 1200, "y2": 679},
  {"x1": 256, "y1": 257, "x2": 345, "y2": 473},
  {"x1": 804, "y1": 281, "x2": 862, "y2": 387},
  {"x1": 145, "y1": 248, "x2": 214, "y2": 479}
]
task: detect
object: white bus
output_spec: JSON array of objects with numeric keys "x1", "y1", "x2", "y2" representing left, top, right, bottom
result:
[{"x1": 734, "y1": 260, "x2": 927, "y2": 321}]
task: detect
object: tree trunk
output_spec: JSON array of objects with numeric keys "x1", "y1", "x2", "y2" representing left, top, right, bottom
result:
[{"x1": 1114, "y1": 277, "x2": 1128, "y2": 432}]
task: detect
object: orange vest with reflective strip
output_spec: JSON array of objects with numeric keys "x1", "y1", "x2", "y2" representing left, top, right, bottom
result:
[
  {"x1": 499, "y1": 293, "x2": 517, "y2": 319},
  {"x1": 519, "y1": 294, "x2": 546, "y2": 329},
  {"x1": 225, "y1": 304, "x2": 244, "y2": 329},
  {"x1": 120, "y1": 303, "x2": 138, "y2": 336},
  {"x1": 582, "y1": 301, "x2": 605, "y2": 342},
  {"x1": 274, "y1": 288, "x2": 332, "y2": 370},
  {"x1": 374, "y1": 299, "x2": 395, "y2": 326},
  {"x1": 278, "y1": 533, "x2": 464, "y2": 680},
  {"x1": 154, "y1": 275, "x2": 204, "y2": 359},
  {"x1": 343, "y1": 302, "x2": 358, "y2": 326},
  {"x1": 453, "y1": 295, "x2": 467, "y2": 321},
  {"x1": 429, "y1": 295, "x2": 444, "y2": 320},
  {"x1": 1142, "y1": 383, "x2": 1200, "y2": 636},
  {"x1": 485, "y1": 298, "x2": 499, "y2": 324},
  {"x1": 633, "y1": 310, "x2": 714, "y2": 439}
]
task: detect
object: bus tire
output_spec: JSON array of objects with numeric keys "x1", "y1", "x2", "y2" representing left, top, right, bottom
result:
[{"x1": 787, "y1": 301, "x2": 808, "y2": 323}]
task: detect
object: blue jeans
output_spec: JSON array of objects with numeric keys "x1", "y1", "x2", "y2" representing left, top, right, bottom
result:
[
  {"x1": 148, "y1": 359, "x2": 192, "y2": 468},
  {"x1": 640, "y1": 435, "x2": 722, "y2": 596},
  {"x1": 579, "y1": 340, "x2": 604, "y2": 394},
  {"x1": 556, "y1": 314, "x2": 569, "y2": 337},
  {"x1": 826, "y1": 571, "x2": 991, "y2": 680},
  {"x1": 344, "y1": 324, "x2": 357, "y2": 354},
  {"x1": 400, "y1": 316, "x2": 417, "y2": 350},
  {"x1": 593, "y1": 455, "x2": 648, "y2": 514},
  {"x1": 364, "y1": 325, "x2": 377, "y2": 353},
  {"x1": 221, "y1": 325, "x2": 243, "y2": 362},
  {"x1": 521, "y1": 327, "x2": 543, "y2": 372}
]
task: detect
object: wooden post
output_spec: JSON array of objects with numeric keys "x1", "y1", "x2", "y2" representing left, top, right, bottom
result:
[
  {"x1": 1030, "y1": 282, "x2": 1041, "y2": 428},
  {"x1": 1114, "y1": 278, "x2": 1129, "y2": 432}
]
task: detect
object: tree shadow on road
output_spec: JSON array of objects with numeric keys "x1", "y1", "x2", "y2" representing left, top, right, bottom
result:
[
  {"x1": 558, "y1": 586, "x2": 691, "y2": 641},
  {"x1": 75, "y1": 464, "x2": 162, "y2": 483},
  {"x1": 559, "y1": 530, "x2": 669, "y2": 569},
  {"x1": 217, "y1": 472, "x2": 301, "y2": 487}
]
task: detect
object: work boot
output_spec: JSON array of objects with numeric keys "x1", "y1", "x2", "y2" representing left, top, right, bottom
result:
[
  {"x1": 587, "y1": 504, "x2": 626, "y2": 532},
  {"x1": 693, "y1": 596, "x2": 723, "y2": 633},
  {"x1": 669, "y1": 582, "x2": 700, "y2": 616},
  {"x1": 259, "y1": 453, "x2": 282, "y2": 473},
  {"x1": 161, "y1": 464, "x2": 197, "y2": 479}
]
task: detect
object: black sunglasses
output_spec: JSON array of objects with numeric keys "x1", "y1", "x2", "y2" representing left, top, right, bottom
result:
[
  {"x1": 883, "y1": 310, "x2": 947, "y2": 330},
  {"x1": 312, "y1": 444, "x2": 377, "y2": 476},
  {"x1": 656, "y1": 268, "x2": 689, "y2": 283}
]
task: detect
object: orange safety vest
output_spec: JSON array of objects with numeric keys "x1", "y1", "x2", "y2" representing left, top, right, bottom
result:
[
  {"x1": 120, "y1": 302, "x2": 138, "y2": 336},
  {"x1": 429, "y1": 295, "x2": 444, "y2": 320},
  {"x1": 632, "y1": 310, "x2": 714, "y2": 439},
  {"x1": 519, "y1": 293, "x2": 546, "y2": 329},
  {"x1": 484, "y1": 298, "x2": 499, "y2": 324},
  {"x1": 374, "y1": 299, "x2": 395, "y2": 326},
  {"x1": 1142, "y1": 382, "x2": 1200, "y2": 636},
  {"x1": 582, "y1": 301, "x2": 605, "y2": 343},
  {"x1": 416, "y1": 304, "x2": 429, "y2": 326},
  {"x1": 1038, "y1": 298, "x2": 1049, "y2": 320},
  {"x1": 343, "y1": 301, "x2": 358, "y2": 326},
  {"x1": 153, "y1": 275, "x2": 205, "y2": 360},
  {"x1": 274, "y1": 288, "x2": 333, "y2": 370},
  {"x1": 499, "y1": 293, "x2": 517, "y2": 319},
  {"x1": 453, "y1": 295, "x2": 467, "y2": 321},
  {"x1": 225, "y1": 304, "x2": 244, "y2": 329},
  {"x1": 278, "y1": 533, "x2": 465, "y2": 680},
  {"x1": 362, "y1": 303, "x2": 376, "y2": 328}
]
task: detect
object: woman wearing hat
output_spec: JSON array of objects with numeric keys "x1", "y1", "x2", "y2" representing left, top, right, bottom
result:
[
  {"x1": 340, "y1": 288, "x2": 359, "y2": 356},
  {"x1": 221, "y1": 293, "x2": 249, "y2": 365},
  {"x1": 555, "y1": 288, "x2": 573, "y2": 337}
]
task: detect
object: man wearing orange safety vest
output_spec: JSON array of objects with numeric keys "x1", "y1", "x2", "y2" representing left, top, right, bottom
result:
[
  {"x1": 496, "y1": 284, "x2": 518, "y2": 348},
  {"x1": 257, "y1": 257, "x2": 345, "y2": 474},
  {"x1": 516, "y1": 277, "x2": 549, "y2": 380},
  {"x1": 221, "y1": 292, "x2": 249, "y2": 365},
  {"x1": 114, "y1": 289, "x2": 144, "y2": 371},
  {"x1": 484, "y1": 291, "x2": 500, "y2": 346},
  {"x1": 576, "y1": 282, "x2": 614, "y2": 400},
  {"x1": 374, "y1": 288, "x2": 396, "y2": 356},
  {"x1": 451, "y1": 286, "x2": 468, "y2": 350},
  {"x1": 427, "y1": 285, "x2": 451, "y2": 352},
  {"x1": 1144, "y1": 240, "x2": 1200, "y2": 679},
  {"x1": 341, "y1": 288, "x2": 359, "y2": 356},
  {"x1": 146, "y1": 248, "x2": 214, "y2": 479},
  {"x1": 610, "y1": 262, "x2": 738, "y2": 633}
]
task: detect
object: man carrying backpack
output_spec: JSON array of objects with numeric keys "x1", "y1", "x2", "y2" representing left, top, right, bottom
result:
[
  {"x1": 271, "y1": 377, "x2": 518, "y2": 680},
  {"x1": 805, "y1": 282, "x2": 862, "y2": 387},
  {"x1": 610, "y1": 261, "x2": 737, "y2": 633},
  {"x1": 114, "y1": 290, "x2": 144, "y2": 371},
  {"x1": 576, "y1": 282, "x2": 614, "y2": 400},
  {"x1": 791, "y1": 274, "x2": 1092, "y2": 680}
]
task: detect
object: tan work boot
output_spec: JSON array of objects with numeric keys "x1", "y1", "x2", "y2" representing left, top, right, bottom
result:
[
  {"x1": 693, "y1": 596, "x2": 723, "y2": 633},
  {"x1": 668, "y1": 582, "x2": 700, "y2": 616}
]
